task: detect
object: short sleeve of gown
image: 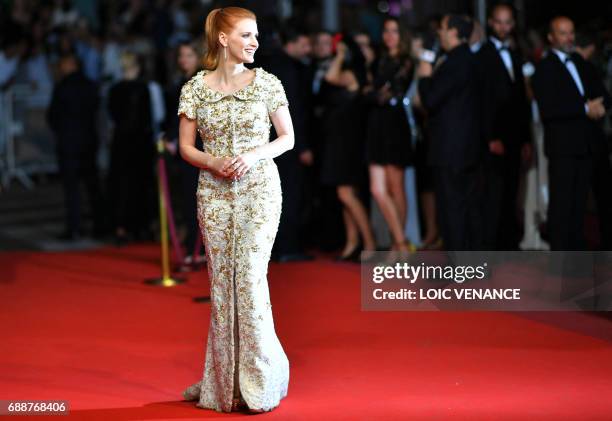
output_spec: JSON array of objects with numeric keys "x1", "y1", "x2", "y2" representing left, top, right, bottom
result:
[
  {"x1": 177, "y1": 81, "x2": 196, "y2": 120},
  {"x1": 266, "y1": 74, "x2": 289, "y2": 114}
]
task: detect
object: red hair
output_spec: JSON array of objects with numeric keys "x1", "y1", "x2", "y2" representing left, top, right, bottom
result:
[{"x1": 203, "y1": 7, "x2": 257, "y2": 70}]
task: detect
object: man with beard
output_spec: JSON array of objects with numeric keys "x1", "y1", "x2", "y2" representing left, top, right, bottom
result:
[
  {"x1": 532, "y1": 16, "x2": 612, "y2": 250},
  {"x1": 476, "y1": 4, "x2": 533, "y2": 250}
]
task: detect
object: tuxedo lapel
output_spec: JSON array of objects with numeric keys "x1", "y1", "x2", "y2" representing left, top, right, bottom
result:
[
  {"x1": 486, "y1": 42, "x2": 513, "y2": 84},
  {"x1": 570, "y1": 54, "x2": 591, "y2": 99},
  {"x1": 550, "y1": 52, "x2": 584, "y2": 99},
  {"x1": 510, "y1": 49, "x2": 523, "y2": 84}
]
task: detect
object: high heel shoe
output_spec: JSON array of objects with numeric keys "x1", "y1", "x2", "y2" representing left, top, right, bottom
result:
[
  {"x1": 425, "y1": 237, "x2": 443, "y2": 250},
  {"x1": 334, "y1": 243, "x2": 362, "y2": 262},
  {"x1": 418, "y1": 236, "x2": 443, "y2": 250},
  {"x1": 399, "y1": 240, "x2": 417, "y2": 253},
  {"x1": 248, "y1": 404, "x2": 279, "y2": 414},
  {"x1": 356, "y1": 248, "x2": 378, "y2": 263},
  {"x1": 182, "y1": 382, "x2": 201, "y2": 401},
  {"x1": 385, "y1": 240, "x2": 416, "y2": 264}
]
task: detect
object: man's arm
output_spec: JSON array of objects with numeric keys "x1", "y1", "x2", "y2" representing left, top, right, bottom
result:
[
  {"x1": 418, "y1": 56, "x2": 462, "y2": 113},
  {"x1": 532, "y1": 62, "x2": 587, "y2": 122}
]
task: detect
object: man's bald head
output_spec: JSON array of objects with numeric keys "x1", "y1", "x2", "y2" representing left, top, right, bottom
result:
[
  {"x1": 548, "y1": 16, "x2": 575, "y2": 53},
  {"x1": 488, "y1": 4, "x2": 515, "y2": 41}
]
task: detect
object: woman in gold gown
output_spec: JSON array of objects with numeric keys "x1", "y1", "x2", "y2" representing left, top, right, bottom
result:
[{"x1": 178, "y1": 7, "x2": 294, "y2": 413}]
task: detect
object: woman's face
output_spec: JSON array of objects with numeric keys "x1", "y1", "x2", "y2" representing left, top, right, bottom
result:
[
  {"x1": 382, "y1": 20, "x2": 400, "y2": 51},
  {"x1": 178, "y1": 45, "x2": 198, "y2": 75},
  {"x1": 222, "y1": 18, "x2": 259, "y2": 64}
]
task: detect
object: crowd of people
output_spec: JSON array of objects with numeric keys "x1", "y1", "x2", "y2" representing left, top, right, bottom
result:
[{"x1": 2, "y1": 1, "x2": 611, "y2": 259}]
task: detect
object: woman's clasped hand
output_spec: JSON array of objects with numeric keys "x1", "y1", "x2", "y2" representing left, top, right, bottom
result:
[{"x1": 208, "y1": 152, "x2": 259, "y2": 179}]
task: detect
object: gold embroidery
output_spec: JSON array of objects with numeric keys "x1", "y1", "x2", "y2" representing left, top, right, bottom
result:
[{"x1": 179, "y1": 68, "x2": 289, "y2": 412}]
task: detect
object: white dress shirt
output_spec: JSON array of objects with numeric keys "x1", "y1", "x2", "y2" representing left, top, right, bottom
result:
[
  {"x1": 552, "y1": 49, "x2": 585, "y2": 96},
  {"x1": 490, "y1": 36, "x2": 514, "y2": 81}
]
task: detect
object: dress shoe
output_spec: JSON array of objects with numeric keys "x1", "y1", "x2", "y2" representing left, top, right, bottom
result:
[
  {"x1": 56, "y1": 230, "x2": 81, "y2": 241},
  {"x1": 272, "y1": 253, "x2": 314, "y2": 263},
  {"x1": 114, "y1": 233, "x2": 128, "y2": 247}
]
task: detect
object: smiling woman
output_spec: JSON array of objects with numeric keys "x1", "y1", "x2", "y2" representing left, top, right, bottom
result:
[
  {"x1": 202, "y1": 7, "x2": 258, "y2": 70},
  {"x1": 177, "y1": 6, "x2": 294, "y2": 415}
]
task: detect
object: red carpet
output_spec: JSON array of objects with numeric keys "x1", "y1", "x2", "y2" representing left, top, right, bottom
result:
[{"x1": 1, "y1": 244, "x2": 611, "y2": 420}]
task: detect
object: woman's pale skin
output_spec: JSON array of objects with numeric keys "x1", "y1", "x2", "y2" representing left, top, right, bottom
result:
[{"x1": 179, "y1": 18, "x2": 294, "y2": 180}]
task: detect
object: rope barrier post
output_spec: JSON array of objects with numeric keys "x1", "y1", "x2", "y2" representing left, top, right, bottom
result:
[{"x1": 145, "y1": 135, "x2": 186, "y2": 287}]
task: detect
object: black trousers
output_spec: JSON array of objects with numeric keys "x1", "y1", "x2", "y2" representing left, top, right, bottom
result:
[
  {"x1": 482, "y1": 149, "x2": 521, "y2": 250},
  {"x1": 273, "y1": 150, "x2": 303, "y2": 255},
  {"x1": 548, "y1": 153, "x2": 612, "y2": 250},
  {"x1": 178, "y1": 159, "x2": 200, "y2": 253},
  {"x1": 107, "y1": 137, "x2": 155, "y2": 235},
  {"x1": 434, "y1": 164, "x2": 484, "y2": 251},
  {"x1": 57, "y1": 142, "x2": 104, "y2": 235}
]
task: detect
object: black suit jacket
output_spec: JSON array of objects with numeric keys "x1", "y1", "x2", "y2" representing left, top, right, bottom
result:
[
  {"x1": 259, "y1": 50, "x2": 311, "y2": 153},
  {"x1": 47, "y1": 71, "x2": 99, "y2": 147},
  {"x1": 532, "y1": 51, "x2": 611, "y2": 157},
  {"x1": 476, "y1": 40, "x2": 532, "y2": 149},
  {"x1": 418, "y1": 43, "x2": 482, "y2": 168}
]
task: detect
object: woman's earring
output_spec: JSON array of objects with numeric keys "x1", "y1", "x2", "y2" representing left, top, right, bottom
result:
[{"x1": 224, "y1": 46, "x2": 227, "y2": 60}]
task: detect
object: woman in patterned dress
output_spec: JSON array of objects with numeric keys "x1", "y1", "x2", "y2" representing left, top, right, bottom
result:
[{"x1": 177, "y1": 7, "x2": 294, "y2": 413}]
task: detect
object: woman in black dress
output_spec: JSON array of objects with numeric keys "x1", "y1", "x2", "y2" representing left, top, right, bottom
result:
[
  {"x1": 164, "y1": 40, "x2": 204, "y2": 263},
  {"x1": 320, "y1": 34, "x2": 376, "y2": 260},
  {"x1": 365, "y1": 17, "x2": 415, "y2": 254},
  {"x1": 107, "y1": 52, "x2": 155, "y2": 244}
]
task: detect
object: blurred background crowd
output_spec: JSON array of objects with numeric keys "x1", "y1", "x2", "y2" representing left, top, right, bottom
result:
[{"x1": 1, "y1": 0, "x2": 612, "y2": 260}]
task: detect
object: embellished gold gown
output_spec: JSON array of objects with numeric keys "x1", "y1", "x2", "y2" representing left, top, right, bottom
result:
[{"x1": 178, "y1": 67, "x2": 290, "y2": 412}]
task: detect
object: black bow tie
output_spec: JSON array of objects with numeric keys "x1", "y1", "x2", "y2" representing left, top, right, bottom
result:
[
  {"x1": 564, "y1": 56, "x2": 573, "y2": 64},
  {"x1": 498, "y1": 45, "x2": 510, "y2": 52}
]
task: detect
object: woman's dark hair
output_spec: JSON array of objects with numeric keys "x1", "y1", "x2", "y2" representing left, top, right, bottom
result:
[
  {"x1": 177, "y1": 38, "x2": 205, "y2": 58},
  {"x1": 341, "y1": 33, "x2": 368, "y2": 88},
  {"x1": 381, "y1": 16, "x2": 411, "y2": 60},
  {"x1": 279, "y1": 25, "x2": 308, "y2": 46}
]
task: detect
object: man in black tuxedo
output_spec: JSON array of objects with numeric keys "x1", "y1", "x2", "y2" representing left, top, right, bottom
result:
[
  {"x1": 532, "y1": 16, "x2": 612, "y2": 250},
  {"x1": 259, "y1": 27, "x2": 314, "y2": 262},
  {"x1": 418, "y1": 14, "x2": 483, "y2": 251},
  {"x1": 476, "y1": 4, "x2": 533, "y2": 250},
  {"x1": 47, "y1": 54, "x2": 105, "y2": 240}
]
